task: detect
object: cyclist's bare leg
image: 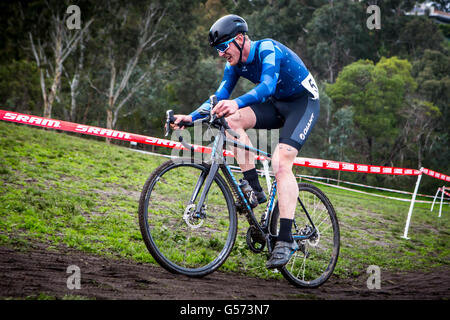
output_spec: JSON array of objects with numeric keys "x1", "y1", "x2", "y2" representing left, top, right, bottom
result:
[
  {"x1": 225, "y1": 107, "x2": 257, "y2": 171},
  {"x1": 272, "y1": 143, "x2": 298, "y2": 219}
]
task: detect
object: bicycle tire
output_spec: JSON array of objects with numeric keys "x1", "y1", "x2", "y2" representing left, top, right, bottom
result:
[
  {"x1": 269, "y1": 183, "x2": 340, "y2": 288},
  {"x1": 138, "y1": 158, "x2": 237, "y2": 277}
]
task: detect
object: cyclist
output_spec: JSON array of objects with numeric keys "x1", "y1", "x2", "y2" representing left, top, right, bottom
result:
[{"x1": 173, "y1": 14, "x2": 320, "y2": 269}]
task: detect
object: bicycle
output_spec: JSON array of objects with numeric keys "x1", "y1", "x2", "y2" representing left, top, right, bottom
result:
[{"x1": 138, "y1": 96, "x2": 340, "y2": 288}]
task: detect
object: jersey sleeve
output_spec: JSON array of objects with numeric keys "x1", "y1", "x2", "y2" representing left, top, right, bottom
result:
[
  {"x1": 189, "y1": 63, "x2": 239, "y2": 121},
  {"x1": 234, "y1": 40, "x2": 280, "y2": 108}
]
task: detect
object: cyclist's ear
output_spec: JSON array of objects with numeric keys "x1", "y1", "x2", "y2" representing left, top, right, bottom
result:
[{"x1": 235, "y1": 33, "x2": 244, "y2": 44}]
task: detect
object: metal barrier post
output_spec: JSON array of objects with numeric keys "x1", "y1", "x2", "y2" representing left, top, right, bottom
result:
[
  {"x1": 431, "y1": 187, "x2": 440, "y2": 212},
  {"x1": 262, "y1": 159, "x2": 272, "y2": 192},
  {"x1": 402, "y1": 168, "x2": 424, "y2": 239},
  {"x1": 439, "y1": 187, "x2": 445, "y2": 218}
]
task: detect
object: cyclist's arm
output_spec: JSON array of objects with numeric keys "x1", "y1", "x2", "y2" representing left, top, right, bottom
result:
[
  {"x1": 189, "y1": 64, "x2": 239, "y2": 121},
  {"x1": 234, "y1": 40, "x2": 281, "y2": 108}
]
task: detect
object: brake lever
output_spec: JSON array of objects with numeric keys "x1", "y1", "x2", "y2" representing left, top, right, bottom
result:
[
  {"x1": 164, "y1": 110, "x2": 175, "y2": 137},
  {"x1": 207, "y1": 95, "x2": 240, "y2": 139},
  {"x1": 209, "y1": 95, "x2": 218, "y2": 124}
]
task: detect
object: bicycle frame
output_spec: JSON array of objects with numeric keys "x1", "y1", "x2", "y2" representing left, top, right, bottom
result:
[
  {"x1": 141, "y1": 106, "x2": 339, "y2": 286},
  {"x1": 187, "y1": 123, "x2": 318, "y2": 249}
]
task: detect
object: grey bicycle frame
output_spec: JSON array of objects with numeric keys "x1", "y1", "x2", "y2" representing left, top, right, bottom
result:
[{"x1": 186, "y1": 123, "x2": 317, "y2": 243}]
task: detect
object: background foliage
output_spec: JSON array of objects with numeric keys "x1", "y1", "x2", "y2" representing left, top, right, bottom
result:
[{"x1": 0, "y1": 0, "x2": 448, "y2": 192}]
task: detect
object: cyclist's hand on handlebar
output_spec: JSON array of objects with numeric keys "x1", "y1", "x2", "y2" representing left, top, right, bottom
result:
[
  {"x1": 212, "y1": 100, "x2": 238, "y2": 118},
  {"x1": 172, "y1": 114, "x2": 192, "y2": 130}
]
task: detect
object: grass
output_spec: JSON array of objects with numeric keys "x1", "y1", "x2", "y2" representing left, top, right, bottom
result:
[
  {"x1": 0, "y1": 121, "x2": 449, "y2": 282},
  {"x1": 3, "y1": 293, "x2": 94, "y2": 300}
]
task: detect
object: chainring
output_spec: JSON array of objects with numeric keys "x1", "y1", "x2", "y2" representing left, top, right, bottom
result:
[{"x1": 246, "y1": 226, "x2": 266, "y2": 253}]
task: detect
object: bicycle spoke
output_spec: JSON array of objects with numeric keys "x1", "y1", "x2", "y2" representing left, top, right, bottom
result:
[
  {"x1": 301, "y1": 251, "x2": 307, "y2": 281},
  {"x1": 315, "y1": 213, "x2": 330, "y2": 230},
  {"x1": 317, "y1": 220, "x2": 332, "y2": 235}
]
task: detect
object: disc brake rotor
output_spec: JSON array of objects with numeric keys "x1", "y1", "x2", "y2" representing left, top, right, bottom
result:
[
  {"x1": 307, "y1": 229, "x2": 320, "y2": 247},
  {"x1": 297, "y1": 225, "x2": 320, "y2": 247},
  {"x1": 183, "y1": 203, "x2": 204, "y2": 229}
]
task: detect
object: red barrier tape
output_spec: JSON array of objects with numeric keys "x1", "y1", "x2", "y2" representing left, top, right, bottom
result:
[
  {"x1": 423, "y1": 168, "x2": 450, "y2": 181},
  {"x1": 293, "y1": 157, "x2": 422, "y2": 176},
  {"x1": 1, "y1": 109, "x2": 449, "y2": 181},
  {"x1": 438, "y1": 187, "x2": 450, "y2": 197},
  {"x1": 0, "y1": 109, "x2": 225, "y2": 156}
]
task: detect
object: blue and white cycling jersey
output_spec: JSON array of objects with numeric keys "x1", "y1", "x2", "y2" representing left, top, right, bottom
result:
[{"x1": 190, "y1": 38, "x2": 318, "y2": 121}]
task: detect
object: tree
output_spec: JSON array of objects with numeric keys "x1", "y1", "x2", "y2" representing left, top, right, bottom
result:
[
  {"x1": 158, "y1": 0, "x2": 226, "y2": 115},
  {"x1": 86, "y1": 2, "x2": 167, "y2": 143},
  {"x1": 328, "y1": 106, "x2": 355, "y2": 162},
  {"x1": 63, "y1": 32, "x2": 86, "y2": 122},
  {"x1": 328, "y1": 106, "x2": 355, "y2": 183},
  {"x1": 305, "y1": 0, "x2": 375, "y2": 83},
  {"x1": 326, "y1": 57, "x2": 416, "y2": 165},
  {"x1": 0, "y1": 60, "x2": 41, "y2": 113},
  {"x1": 28, "y1": 3, "x2": 92, "y2": 119},
  {"x1": 398, "y1": 17, "x2": 444, "y2": 59},
  {"x1": 400, "y1": 99, "x2": 441, "y2": 168},
  {"x1": 411, "y1": 49, "x2": 449, "y2": 173},
  {"x1": 412, "y1": 49, "x2": 450, "y2": 114}
]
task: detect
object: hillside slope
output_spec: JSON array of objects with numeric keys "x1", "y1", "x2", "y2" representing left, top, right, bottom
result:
[{"x1": 0, "y1": 121, "x2": 448, "y2": 296}]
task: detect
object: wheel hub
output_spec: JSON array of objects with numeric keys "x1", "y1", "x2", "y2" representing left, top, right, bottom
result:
[{"x1": 299, "y1": 225, "x2": 320, "y2": 247}]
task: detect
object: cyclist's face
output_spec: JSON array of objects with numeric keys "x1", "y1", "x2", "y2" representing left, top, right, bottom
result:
[{"x1": 218, "y1": 34, "x2": 244, "y2": 66}]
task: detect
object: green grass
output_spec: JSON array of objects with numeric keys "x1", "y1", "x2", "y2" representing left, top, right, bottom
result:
[
  {"x1": 306, "y1": 181, "x2": 450, "y2": 277},
  {"x1": 0, "y1": 121, "x2": 449, "y2": 282},
  {"x1": 3, "y1": 293, "x2": 94, "y2": 300}
]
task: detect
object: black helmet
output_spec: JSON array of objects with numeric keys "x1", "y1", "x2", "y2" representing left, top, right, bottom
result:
[{"x1": 208, "y1": 14, "x2": 248, "y2": 47}]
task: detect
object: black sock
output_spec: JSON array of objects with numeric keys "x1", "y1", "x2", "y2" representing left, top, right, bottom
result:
[
  {"x1": 243, "y1": 168, "x2": 262, "y2": 192},
  {"x1": 278, "y1": 218, "x2": 293, "y2": 242}
]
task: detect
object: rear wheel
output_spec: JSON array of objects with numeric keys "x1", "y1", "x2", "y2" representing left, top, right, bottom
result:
[{"x1": 270, "y1": 183, "x2": 340, "y2": 288}]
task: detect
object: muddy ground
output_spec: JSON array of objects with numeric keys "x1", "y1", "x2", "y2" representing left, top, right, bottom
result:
[{"x1": 0, "y1": 244, "x2": 448, "y2": 302}]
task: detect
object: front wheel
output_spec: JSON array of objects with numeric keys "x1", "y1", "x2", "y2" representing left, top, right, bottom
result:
[
  {"x1": 138, "y1": 158, "x2": 237, "y2": 277},
  {"x1": 270, "y1": 183, "x2": 340, "y2": 288}
]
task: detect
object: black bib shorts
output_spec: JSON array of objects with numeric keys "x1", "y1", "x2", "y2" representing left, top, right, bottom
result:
[{"x1": 248, "y1": 91, "x2": 320, "y2": 151}]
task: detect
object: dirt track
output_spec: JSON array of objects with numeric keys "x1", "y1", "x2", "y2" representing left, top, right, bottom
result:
[{"x1": 0, "y1": 244, "x2": 448, "y2": 301}]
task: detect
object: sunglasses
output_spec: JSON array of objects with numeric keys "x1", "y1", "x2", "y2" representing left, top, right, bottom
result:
[{"x1": 215, "y1": 37, "x2": 236, "y2": 53}]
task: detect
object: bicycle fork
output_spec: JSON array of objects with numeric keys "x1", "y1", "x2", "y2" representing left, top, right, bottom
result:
[
  {"x1": 189, "y1": 162, "x2": 219, "y2": 218},
  {"x1": 187, "y1": 131, "x2": 225, "y2": 218}
]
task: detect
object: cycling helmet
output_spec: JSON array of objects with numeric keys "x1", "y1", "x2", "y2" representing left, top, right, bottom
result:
[
  {"x1": 208, "y1": 14, "x2": 248, "y2": 47},
  {"x1": 209, "y1": 15, "x2": 248, "y2": 66}
]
